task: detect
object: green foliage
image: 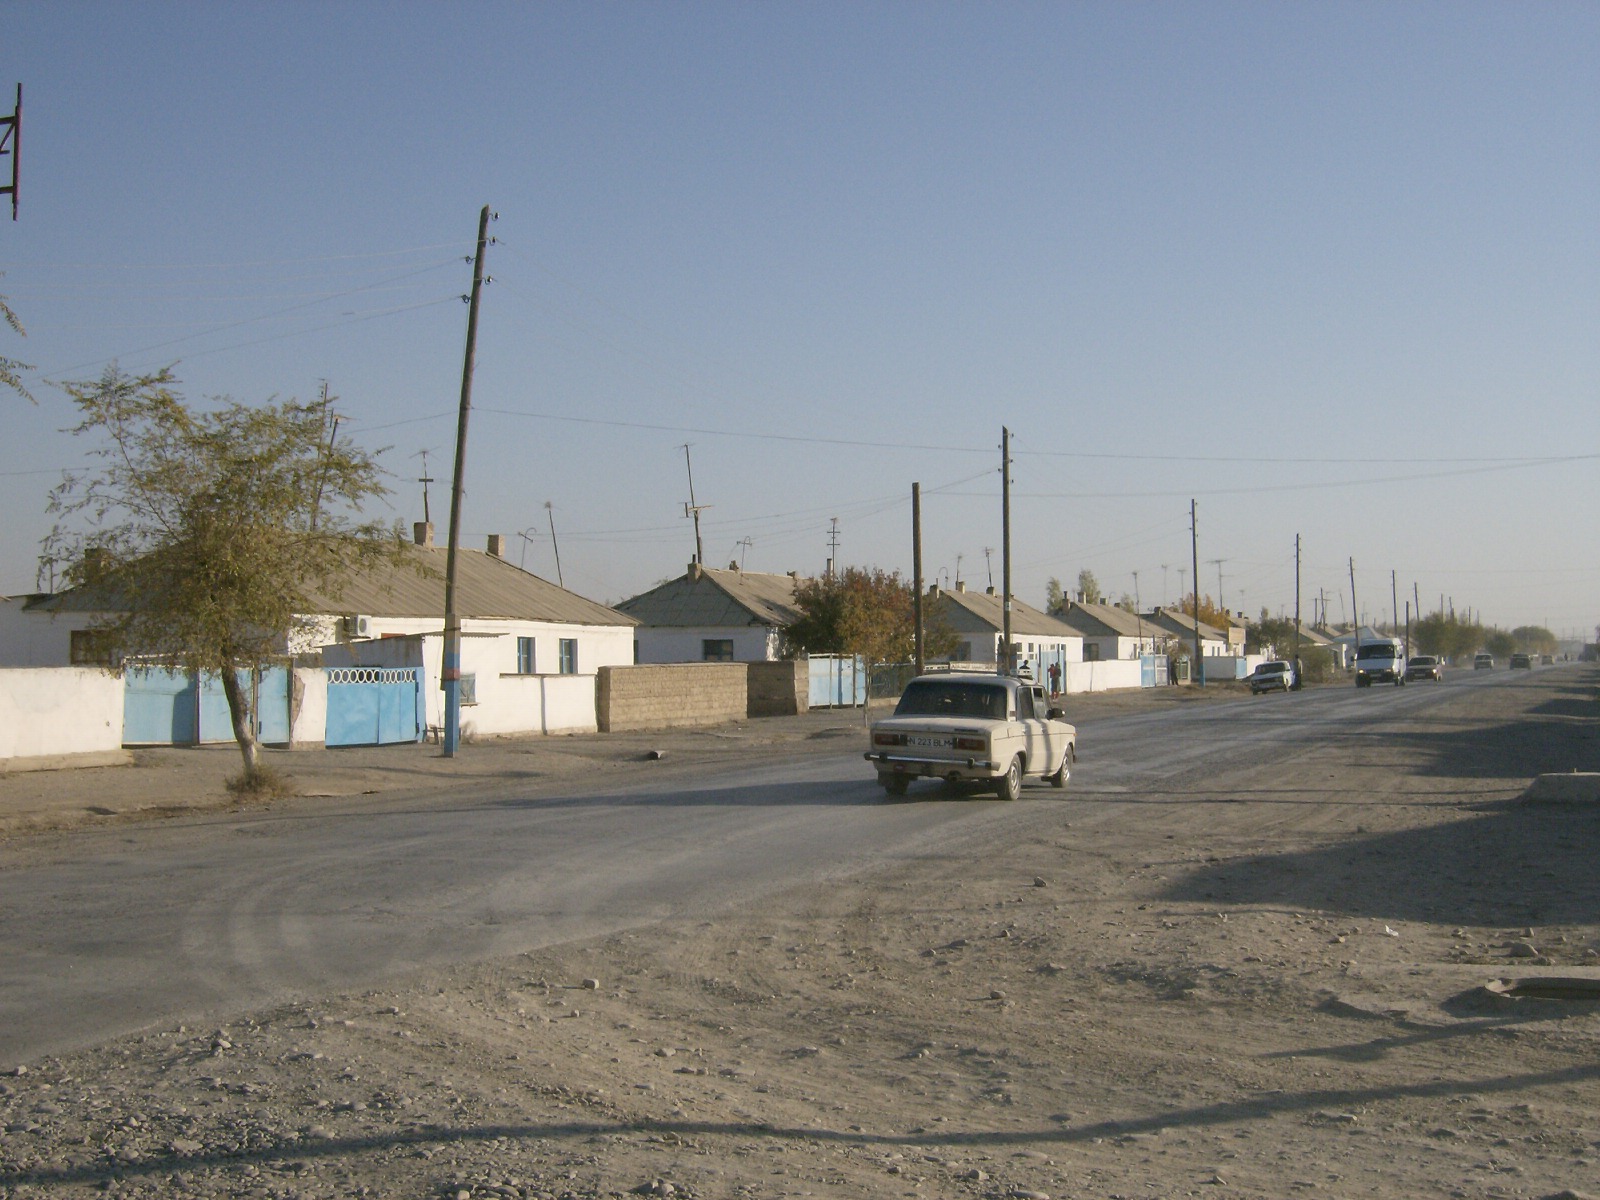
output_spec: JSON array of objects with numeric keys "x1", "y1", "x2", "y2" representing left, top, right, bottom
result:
[
  {"x1": 45, "y1": 367, "x2": 413, "y2": 781},
  {"x1": 1483, "y1": 628, "x2": 1517, "y2": 659},
  {"x1": 1412, "y1": 611, "x2": 1483, "y2": 661},
  {"x1": 1295, "y1": 646, "x2": 1338, "y2": 684},
  {"x1": 1246, "y1": 616, "x2": 1299, "y2": 655},
  {"x1": 1077, "y1": 569, "x2": 1101, "y2": 604},
  {"x1": 1176, "y1": 592, "x2": 1230, "y2": 631},
  {"x1": 1, "y1": 282, "x2": 35, "y2": 403},
  {"x1": 1044, "y1": 577, "x2": 1065, "y2": 615}
]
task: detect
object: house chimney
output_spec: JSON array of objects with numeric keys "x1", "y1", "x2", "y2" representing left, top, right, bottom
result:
[
  {"x1": 985, "y1": 585, "x2": 995, "y2": 596},
  {"x1": 688, "y1": 561, "x2": 702, "y2": 581},
  {"x1": 486, "y1": 533, "x2": 506, "y2": 558},
  {"x1": 955, "y1": 580, "x2": 966, "y2": 593},
  {"x1": 413, "y1": 521, "x2": 434, "y2": 548}
]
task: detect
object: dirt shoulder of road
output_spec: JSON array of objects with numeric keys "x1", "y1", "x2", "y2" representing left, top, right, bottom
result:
[
  {"x1": 0, "y1": 681, "x2": 1248, "y2": 842},
  {"x1": 4, "y1": 670, "x2": 1598, "y2": 1200}
]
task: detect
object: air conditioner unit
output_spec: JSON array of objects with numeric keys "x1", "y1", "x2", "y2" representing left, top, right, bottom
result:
[{"x1": 343, "y1": 614, "x2": 372, "y2": 638}]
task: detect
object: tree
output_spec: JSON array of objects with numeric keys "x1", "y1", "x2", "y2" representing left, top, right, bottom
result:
[
  {"x1": 1, "y1": 281, "x2": 35, "y2": 402},
  {"x1": 1511, "y1": 625, "x2": 1558, "y2": 656},
  {"x1": 1044, "y1": 577, "x2": 1065, "y2": 615},
  {"x1": 45, "y1": 367, "x2": 413, "y2": 787},
  {"x1": 1246, "y1": 616, "x2": 1299, "y2": 656},
  {"x1": 784, "y1": 566, "x2": 958, "y2": 667},
  {"x1": 1176, "y1": 592, "x2": 1230, "y2": 631},
  {"x1": 1077, "y1": 569, "x2": 1102, "y2": 604}
]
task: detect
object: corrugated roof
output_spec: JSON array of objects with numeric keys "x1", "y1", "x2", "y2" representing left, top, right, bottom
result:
[
  {"x1": 930, "y1": 588, "x2": 1082, "y2": 638},
  {"x1": 615, "y1": 567, "x2": 804, "y2": 628},
  {"x1": 28, "y1": 544, "x2": 635, "y2": 628}
]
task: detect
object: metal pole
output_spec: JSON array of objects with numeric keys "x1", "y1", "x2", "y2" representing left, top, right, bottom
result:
[
  {"x1": 912, "y1": 482, "x2": 924, "y2": 676},
  {"x1": 443, "y1": 204, "x2": 493, "y2": 758},
  {"x1": 545, "y1": 501, "x2": 563, "y2": 588},
  {"x1": 1293, "y1": 533, "x2": 1303, "y2": 689},
  {"x1": 1349, "y1": 557, "x2": 1360, "y2": 684},
  {"x1": 1001, "y1": 427, "x2": 1013, "y2": 675}
]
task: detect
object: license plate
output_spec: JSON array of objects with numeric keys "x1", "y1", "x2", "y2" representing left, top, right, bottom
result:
[{"x1": 906, "y1": 735, "x2": 952, "y2": 748}]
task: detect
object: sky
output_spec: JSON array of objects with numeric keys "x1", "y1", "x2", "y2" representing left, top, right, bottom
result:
[{"x1": 2, "y1": 2, "x2": 1597, "y2": 639}]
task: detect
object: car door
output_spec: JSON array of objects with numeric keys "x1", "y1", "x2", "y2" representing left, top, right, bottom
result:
[{"x1": 1018, "y1": 685, "x2": 1057, "y2": 775}]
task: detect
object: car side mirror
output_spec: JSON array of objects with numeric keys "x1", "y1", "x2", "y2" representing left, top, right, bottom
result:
[{"x1": 1047, "y1": 706, "x2": 1065, "y2": 720}]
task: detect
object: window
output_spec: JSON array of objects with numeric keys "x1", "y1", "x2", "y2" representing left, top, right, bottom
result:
[
  {"x1": 516, "y1": 636, "x2": 536, "y2": 674},
  {"x1": 702, "y1": 638, "x2": 734, "y2": 662},
  {"x1": 1084, "y1": 642, "x2": 1101, "y2": 661},
  {"x1": 559, "y1": 638, "x2": 578, "y2": 675},
  {"x1": 70, "y1": 629, "x2": 114, "y2": 665},
  {"x1": 1016, "y1": 688, "x2": 1035, "y2": 719},
  {"x1": 459, "y1": 673, "x2": 477, "y2": 705}
]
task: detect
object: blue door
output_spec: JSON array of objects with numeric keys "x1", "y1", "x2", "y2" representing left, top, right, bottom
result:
[
  {"x1": 123, "y1": 666, "x2": 198, "y2": 745},
  {"x1": 325, "y1": 667, "x2": 423, "y2": 747}
]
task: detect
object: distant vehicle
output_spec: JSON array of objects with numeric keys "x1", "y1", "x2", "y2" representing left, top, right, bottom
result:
[
  {"x1": 1541, "y1": 654, "x2": 1554, "y2": 665},
  {"x1": 1510, "y1": 653, "x2": 1533, "y2": 669},
  {"x1": 1474, "y1": 653, "x2": 1494, "y2": 670},
  {"x1": 1248, "y1": 660, "x2": 1294, "y2": 694},
  {"x1": 1355, "y1": 639, "x2": 1406, "y2": 687},
  {"x1": 865, "y1": 673, "x2": 1076, "y2": 800},
  {"x1": 1404, "y1": 655, "x2": 1443, "y2": 682}
]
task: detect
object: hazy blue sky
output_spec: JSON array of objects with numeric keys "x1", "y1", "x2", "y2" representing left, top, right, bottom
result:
[{"x1": 3, "y1": 2, "x2": 1596, "y2": 636}]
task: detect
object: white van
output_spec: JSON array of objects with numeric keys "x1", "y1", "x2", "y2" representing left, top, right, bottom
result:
[{"x1": 1355, "y1": 639, "x2": 1405, "y2": 687}]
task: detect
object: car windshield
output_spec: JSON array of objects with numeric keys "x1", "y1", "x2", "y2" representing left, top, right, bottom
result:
[
  {"x1": 1260, "y1": 664, "x2": 1286, "y2": 673},
  {"x1": 1409, "y1": 657, "x2": 1436, "y2": 666},
  {"x1": 1356, "y1": 644, "x2": 1397, "y2": 659},
  {"x1": 895, "y1": 680, "x2": 1009, "y2": 720}
]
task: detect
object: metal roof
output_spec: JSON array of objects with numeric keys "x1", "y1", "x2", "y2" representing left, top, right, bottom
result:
[{"x1": 615, "y1": 566, "x2": 804, "y2": 628}]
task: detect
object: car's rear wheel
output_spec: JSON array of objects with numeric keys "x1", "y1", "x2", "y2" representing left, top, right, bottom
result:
[
  {"x1": 995, "y1": 755, "x2": 1023, "y2": 801},
  {"x1": 880, "y1": 774, "x2": 910, "y2": 797}
]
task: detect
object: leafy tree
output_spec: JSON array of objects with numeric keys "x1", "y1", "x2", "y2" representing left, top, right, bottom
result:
[
  {"x1": 1, "y1": 282, "x2": 35, "y2": 402},
  {"x1": 1412, "y1": 611, "x2": 1484, "y2": 662},
  {"x1": 1511, "y1": 625, "x2": 1558, "y2": 656},
  {"x1": 1077, "y1": 569, "x2": 1102, "y2": 604},
  {"x1": 1484, "y1": 628, "x2": 1517, "y2": 659},
  {"x1": 1246, "y1": 616, "x2": 1300, "y2": 656},
  {"x1": 1044, "y1": 577, "x2": 1065, "y2": 615},
  {"x1": 1175, "y1": 592, "x2": 1230, "y2": 631},
  {"x1": 784, "y1": 566, "x2": 957, "y2": 667},
  {"x1": 45, "y1": 367, "x2": 413, "y2": 787}
]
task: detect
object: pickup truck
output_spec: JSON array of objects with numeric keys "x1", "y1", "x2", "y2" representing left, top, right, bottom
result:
[
  {"x1": 865, "y1": 673, "x2": 1077, "y2": 800},
  {"x1": 1355, "y1": 639, "x2": 1406, "y2": 687}
]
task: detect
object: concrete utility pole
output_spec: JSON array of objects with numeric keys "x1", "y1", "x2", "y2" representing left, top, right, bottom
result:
[
  {"x1": 1349, "y1": 558, "x2": 1360, "y2": 674},
  {"x1": 443, "y1": 204, "x2": 495, "y2": 758},
  {"x1": 912, "y1": 483, "x2": 924, "y2": 675},
  {"x1": 1391, "y1": 570, "x2": 1399, "y2": 639},
  {"x1": 1001, "y1": 427, "x2": 1013, "y2": 675},
  {"x1": 1190, "y1": 499, "x2": 1203, "y2": 686},
  {"x1": 1293, "y1": 534, "x2": 1303, "y2": 690}
]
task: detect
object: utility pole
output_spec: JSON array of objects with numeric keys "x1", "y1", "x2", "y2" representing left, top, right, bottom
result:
[
  {"x1": 1190, "y1": 499, "x2": 1203, "y2": 686},
  {"x1": 1001, "y1": 427, "x2": 1013, "y2": 676},
  {"x1": 826, "y1": 517, "x2": 840, "y2": 579},
  {"x1": 415, "y1": 448, "x2": 436, "y2": 527},
  {"x1": 1161, "y1": 564, "x2": 1169, "y2": 608},
  {"x1": 1293, "y1": 534, "x2": 1303, "y2": 689},
  {"x1": 443, "y1": 204, "x2": 495, "y2": 758},
  {"x1": 1208, "y1": 558, "x2": 1227, "y2": 616},
  {"x1": 984, "y1": 547, "x2": 994, "y2": 590},
  {"x1": 0, "y1": 84, "x2": 18, "y2": 221},
  {"x1": 545, "y1": 501, "x2": 563, "y2": 589},
  {"x1": 912, "y1": 483, "x2": 924, "y2": 675},
  {"x1": 1391, "y1": 570, "x2": 1399, "y2": 639},
  {"x1": 682, "y1": 444, "x2": 709, "y2": 567},
  {"x1": 308, "y1": 381, "x2": 340, "y2": 533},
  {"x1": 1349, "y1": 558, "x2": 1360, "y2": 679}
]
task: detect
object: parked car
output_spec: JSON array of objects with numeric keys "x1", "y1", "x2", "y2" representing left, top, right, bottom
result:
[
  {"x1": 1510, "y1": 653, "x2": 1532, "y2": 669},
  {"x1": 865, "y1": 673, "x2": 1076, "y2": 800},
  {"x1": 1404, "y1": 655, "x2": 1443, "y2": 682},
  {"x1": 1248, "y1": 660, "x2": 1294, "y2": 694},
  {"x1": 1474, "y1": 653, "x2": 1494, "y2": 670},
  {"x1": 1541, "y1": 654, "x2": 1555, "y2": 665}
]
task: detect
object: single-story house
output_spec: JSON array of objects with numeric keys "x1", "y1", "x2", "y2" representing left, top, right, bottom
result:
[
  {"x1": 1053, "y1": 599, "x2": 1162, "y2": 662},
  {"x1": 616, "y1": 562, "x2": 805, "y2": 663},
  {"x1": 926, "y1": 582, "x2": 1084, "y2": 689},
  {"x1": 1140, "y1": 607, "x2": 1230, "y2": 657},
  {"x1": 0, "y1": 522, "x2": 638, "y2": 740}
]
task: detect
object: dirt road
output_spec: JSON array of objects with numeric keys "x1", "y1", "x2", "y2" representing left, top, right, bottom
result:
[{"x1": 2, "y1": 670, "x2": 1598, "y2": 1199}]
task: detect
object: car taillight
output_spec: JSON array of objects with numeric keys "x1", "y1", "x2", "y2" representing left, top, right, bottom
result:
[
  {"x1": 873, "y1": 732, "x2": 906, "y2": 747},
  {"x1": 953, "y1": 736, "x2": 985, "y2": 752}
]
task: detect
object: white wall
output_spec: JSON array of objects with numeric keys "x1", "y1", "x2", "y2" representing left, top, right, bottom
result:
[
  {"x1": 633, "y1": 625, "x2": 779, "y2": 663},
  {"x1": 0, "y1": 667, "x2": 125, "y2": 764},
  {"x1": 1063, "y1": 658, "x2": 1144, "y2": 694},
  {"x1": 0, "y1": 600, "x2": 104, "y2": 667},
  {"x1": 289, "y1": 666, "x2": 327, "y2": 748}
]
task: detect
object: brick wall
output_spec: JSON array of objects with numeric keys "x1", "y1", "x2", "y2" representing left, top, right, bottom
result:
[
  {"x1": 747, "y1": 660, "x2": 808, "y2": 717},
  {"x1": 596, "y1": 662, "x2": 748, "y2": 732}
]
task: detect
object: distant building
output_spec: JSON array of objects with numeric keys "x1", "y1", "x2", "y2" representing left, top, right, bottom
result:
[{"x1": 615, "y1": 562, "x2": 805, "y2": 663}]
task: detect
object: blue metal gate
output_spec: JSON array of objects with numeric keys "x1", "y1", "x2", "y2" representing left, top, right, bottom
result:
[
  {"x1": 325, "y1": 667, "x2": 423, "y2": 747},
  {"x1": 807, "y1": 654, "x2": 866, "y2": 707},
  {"x1": 124, "y1": 664, "x2": 292, "y2": 746}
]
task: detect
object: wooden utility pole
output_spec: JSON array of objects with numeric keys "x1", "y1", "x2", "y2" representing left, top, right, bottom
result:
[
  {"x1": 1391, "y1": 570, "x2": 1399, "y2": 638},
  {"x1": 443, "y1": 204, "x2": 494, "y2": 758},
  {"x1": 1349, "y1": 558, "x2": 1360, "y2": 678},
  {"x1": 1293, "y1": 534, "x2": 1303, "y2": 689},
  {"x1": 912, "y1": 482, "x2": 924, "y2": 675},
  {"x1": 682, "y1": 445, "x2": 708, "y2": 567},
  {"x1": 545, "y1": 501, "x2": 563, "y2": 588},
  {"x1": 1001, "y1": 427, "x2": 1013, "y2": 675}
]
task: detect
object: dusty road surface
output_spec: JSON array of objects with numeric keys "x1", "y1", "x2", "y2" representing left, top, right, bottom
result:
[{"x1": 2, "y1": 667, "x2": 1598, "y2": 1199}]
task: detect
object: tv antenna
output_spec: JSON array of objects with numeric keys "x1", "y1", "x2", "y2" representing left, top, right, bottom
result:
[{"x1": 414, "y1": 448, "x2": 436, "y2": 526}]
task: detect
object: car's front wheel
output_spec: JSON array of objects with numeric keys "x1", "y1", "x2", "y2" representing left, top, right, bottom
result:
[
  {"x1": 1047, "y1": 748, "x2": 1071, "y2": 789},
  {"x1": 995, "y1": 755, "x2": 1023, "y2": 801}
]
